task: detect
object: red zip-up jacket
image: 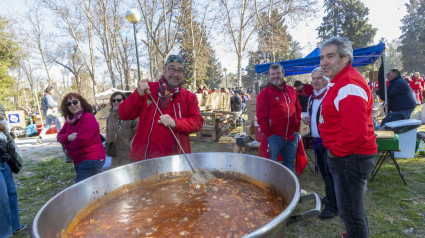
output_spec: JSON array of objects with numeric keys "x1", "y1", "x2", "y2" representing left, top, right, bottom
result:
[
  {"x1": 296, "y1": 83, "x2": 314, "y2": 98},
  {"x1": 119, "y1": 82, "x2": 204, "y2": 161},
  {"x1": 57, "y1": 112, "x2": 105, "y2": 164},
  {"x1": 256, "y1": 82, "x2": 301, "y2": 141},
  {"x1": 319, "y1": 64, "x2": 377, "y2": 157}
]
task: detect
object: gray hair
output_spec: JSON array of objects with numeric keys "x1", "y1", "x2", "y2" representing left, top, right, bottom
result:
[
  {"x1": 311, "y1": 67, "x2": 322, "y2": 75},
  {"x1": 269, "y1": 63, "x2": 285, "y2": 74},
  {"x1": 320, "y1": 36, "x2": 353, "y2": 63}
]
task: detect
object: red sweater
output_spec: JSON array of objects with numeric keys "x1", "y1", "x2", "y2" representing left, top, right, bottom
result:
[
  {"x1": 409, "y1": 76, "x2": 424, "y2": 91},
  {"x1": 119, "y1": 82, "x2": 204, "y2": 161},
  {"x1": 319, "y1": 64, "x2": 377, "y2": 157},
  {"x1": 256, "y1": 82, "x2": 301, "y2": 140},
  {"x1": 57, "y1": 112, "x2": 105, "y2": 164},
  {"x1": 296, "y1": 84, "x2": 314, "y2": 98}
]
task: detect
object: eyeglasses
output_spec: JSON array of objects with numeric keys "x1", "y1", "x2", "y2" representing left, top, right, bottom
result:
[
  {"x1": 168, "y1": 68, "x2": 184, "y2": 76},
  {"x1": 66, "y1": 99, "x2": 79, "y2": 107},
  {"x1": 111, "y1": 99, "x2": 122, "y2": 103}
]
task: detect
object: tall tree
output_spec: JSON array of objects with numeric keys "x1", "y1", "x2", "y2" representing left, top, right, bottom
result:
[
  {"x1": 25, "y1": 1, "x2": 53, "y2": 86},
  {"x1": 244, "y1": 7, "x2": 302, "y2": 90},
  {"x1": 220, "y1": 0, "x2": 317, "y2": 87},
  {"x1": 317, "y1": 0, "x2": 377, "y2": 48},
  {"x1": 0, "y1": 17, "x2": 21, "y2": 107},
  {"x1": 256, "y1": 9, "x2": 302, "y2": 63},
  {"x1": 219, "y1": 0, "x2": 257, "y2": 87},
  {"x1": 399, "y1": 0, "x2": 425, "y2": 73},
  {"x1": 386, "y1": 39, "x2": 403, "y2": 72},
  {"x1": 179, "y1": 0, "x2": 220, "y2": 89},
  {"x1": 137, "y1": 0, "x2": 183, "y2": 81},
  {"x1": 43, "y1": 0, "x2": 99, "y2": 102}
]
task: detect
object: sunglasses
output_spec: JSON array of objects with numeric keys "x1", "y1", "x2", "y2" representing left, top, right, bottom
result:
[
  {"x1": 66, "y1": 99, "x2": 79, "y2": 107},
  {"x1": 111, "y1": 99, "x2": 122, "y2": 103}
]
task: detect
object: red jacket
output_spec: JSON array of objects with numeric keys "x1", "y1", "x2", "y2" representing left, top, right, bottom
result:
[
  {"x1": 319, "y1": 64, "x2": 377, "y2": 157},
  {"x1": 119, "y1": 82, "x2": 204, "y2": 161},
  {"x1": 409, "y1": 76, "x2": 424, "y2": 91},
  {"x1": 256, "y1": 82, "x2": 301, "y2": 140},
  {"x1": 57, "y1": 112, "x2": 105, "y2": 164},
  {"x1": 296, "y1": 84, "x2": 314, "y2": 98}
]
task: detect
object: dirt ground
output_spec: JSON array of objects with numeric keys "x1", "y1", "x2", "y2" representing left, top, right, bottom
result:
[{"x1": 14, "y1": 134, "x2": 64, "y2": 162}]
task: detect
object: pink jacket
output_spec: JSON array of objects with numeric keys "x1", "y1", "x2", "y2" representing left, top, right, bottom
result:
[
  {"x1": 119, "y1": 82, "x2": 204, "y2": 161},
  {"x1": 57, "y1": 112, "x2": 105, "y2": 164}
]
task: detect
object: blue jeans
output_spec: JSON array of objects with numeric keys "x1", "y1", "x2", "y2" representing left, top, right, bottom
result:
[
  {"x1": 267, "y1": 134, "x2": 299, "y2": 171},
  {"x1": 74, "y1": 160, "x2": 105, "y2": 183},
  {"x1": 0, "y1": 162, "x2": 21, "y2": 238},
  {"x1": 327, "y1": 154, "x2": 375, "y2": 238},
  {"x1": 40, "y1": 115, "x2": 62, "y2": 137}
]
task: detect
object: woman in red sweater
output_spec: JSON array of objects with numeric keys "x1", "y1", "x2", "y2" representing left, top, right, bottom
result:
[{"x1": 57, "y1": 93, "x2": 105, "y2": 183}]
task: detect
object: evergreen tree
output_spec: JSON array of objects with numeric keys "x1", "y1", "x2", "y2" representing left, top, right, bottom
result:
[
  {"x1": 243, "y1": 9, "x2": 302, "y2": 89},
  {"x1": 386, "y1": 39, "x2": 403, "y2": 72},
  {"x1": 0, "y1": 17, "x2": 21, "y2": 107},
  {"x1": 257, "y1": 9, "x2": 301, "y2": 63},
  {"x1": 178, "y1": 1, "x2": 221, "y2": 90},
  {"x1": 398, "y1": 0, "x2": 425, "y2": 73},
  {"x1": 317, "y1": 0, "x2": 377, "y2": 48}
]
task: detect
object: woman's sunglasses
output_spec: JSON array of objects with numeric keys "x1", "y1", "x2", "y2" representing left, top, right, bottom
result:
[
  {"x1": 66, "y1": 99, "x2": 79, "y2": 107},
  {"x1": 111, "y1": 99, "x2": 122, "y2": 103}
]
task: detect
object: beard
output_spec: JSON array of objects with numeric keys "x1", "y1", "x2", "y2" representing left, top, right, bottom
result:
[{"x1": 269, "y1": 78, "x2": 283, "y2": 86}]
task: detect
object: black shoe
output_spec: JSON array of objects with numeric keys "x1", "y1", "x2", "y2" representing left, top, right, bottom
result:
[
  {"x1": 13, "y1": 224, "x2": 27, "y2": 234},
  {"x1": 319, "y1": 209, "x2": 338, "y2": 219}
]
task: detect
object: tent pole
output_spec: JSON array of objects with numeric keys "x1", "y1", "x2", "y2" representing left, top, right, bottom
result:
[
  {"x1": 383, "y1": 50, "x2": 388, "y2": 115},
  {"x1": 255, "y1": 74, "x2": 259, "y2": 95}
]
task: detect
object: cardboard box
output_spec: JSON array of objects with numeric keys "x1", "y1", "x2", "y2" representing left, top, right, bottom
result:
[
  {"x1": 246, "y1": 100, "x2": 257, "y2": 106},
  {"x1": 369, "y1": 71, "x2": 378, "y2": 82},
  {"x1": 243, "y1": 121, "x2": 252, "y2": 135},
  {"x1": 218, "y1": 143, "x2": 240, "y2": 153}
]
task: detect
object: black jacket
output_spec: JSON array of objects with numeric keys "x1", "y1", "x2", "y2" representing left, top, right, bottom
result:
[{"x1": 387, "y1": 76, "x2": 416, "y2": 112}]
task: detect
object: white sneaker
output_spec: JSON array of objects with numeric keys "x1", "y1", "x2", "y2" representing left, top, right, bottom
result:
[{"x1": 36, "y1": 137, "x2": 43, "y2": 144}]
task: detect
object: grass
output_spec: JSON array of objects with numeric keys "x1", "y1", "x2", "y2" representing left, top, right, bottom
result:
[
  {"x1": 12, "y1": 159, "x2": 75, "y2": 238},
  {"x1": 11, "y1": 140, "x2": 425, "y2": 238}
]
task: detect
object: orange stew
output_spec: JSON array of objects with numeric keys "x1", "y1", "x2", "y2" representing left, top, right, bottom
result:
[{"x1": 65, "y1": 177, "x2": 286, "y2": 237}]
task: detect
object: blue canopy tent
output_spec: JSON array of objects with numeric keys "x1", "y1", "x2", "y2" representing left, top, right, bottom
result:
[{"x1": 254, "y1": 42, "x2": 386, "y2": 76}]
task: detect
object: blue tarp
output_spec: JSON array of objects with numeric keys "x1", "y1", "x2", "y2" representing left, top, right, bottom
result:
[{"x1": 255, "y1": 42, "x2": 385, "y2": 76}]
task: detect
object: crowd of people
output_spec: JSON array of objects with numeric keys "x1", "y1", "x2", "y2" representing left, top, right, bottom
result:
[
  {"x1": 2, "y1": 37, "x2": 414, "y2": 237},
  {"x1": 256, "y1": 36, "x2": 378, "y2": 238}
]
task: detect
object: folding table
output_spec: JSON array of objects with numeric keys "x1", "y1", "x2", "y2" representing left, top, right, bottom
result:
[{"x1": 371, "y1": 132, "x2": 407, "y2": 185}]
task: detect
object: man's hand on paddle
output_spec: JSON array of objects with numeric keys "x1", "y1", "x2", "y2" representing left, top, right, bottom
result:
[
  {"x1": 158, "y1": 114, "x2": 176, "y2": 128},
  {"x1": 137, "y1": 79, "x2": 150, "y2": 96}
]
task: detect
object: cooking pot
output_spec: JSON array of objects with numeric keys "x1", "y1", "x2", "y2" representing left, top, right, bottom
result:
[{"x1": 32, "y1": 152, "x2": 320, "y2": 237}]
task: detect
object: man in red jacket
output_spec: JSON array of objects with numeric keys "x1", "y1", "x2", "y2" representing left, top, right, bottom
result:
[
  {"x1": 256, "y1": 63, "x2": 301, "y2": 171},
  {"x1": 319, "y1": 37, "x2": 377, "y2": 238},
  {"x1": 409, "y1": 72, "x2": 424, "y2": 104},
  {"x1": 119, "y1": 55, "x2": 204, "y2": 161}
]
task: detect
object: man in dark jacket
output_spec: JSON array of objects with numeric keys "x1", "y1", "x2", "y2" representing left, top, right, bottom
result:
[{"x1": 383, "y1": 69, "x2": 416, "y2": 120}]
